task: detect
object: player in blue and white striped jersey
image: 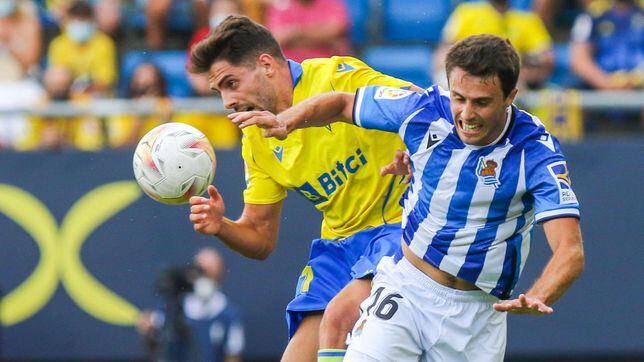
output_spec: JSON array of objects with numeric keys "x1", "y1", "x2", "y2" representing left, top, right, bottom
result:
[{"x1": 231, "y1": 34, "x2": 585, "y2": 361}]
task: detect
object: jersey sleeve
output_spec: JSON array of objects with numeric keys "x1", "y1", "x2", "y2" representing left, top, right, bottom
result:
[
  {"x1": 353, "y1": 85, "x2": 427, "y2": 133},
  {"x1": 525, "y1": 134, "x2": 580, "y2": 223},
  {"x1": 240, "y1": 135, "x2": 287, "y2": 204},
  {"x1": 338, "y1": 57, "x2": 413, "y2": 90}
]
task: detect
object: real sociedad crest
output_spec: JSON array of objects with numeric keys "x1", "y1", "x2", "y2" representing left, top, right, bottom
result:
[{"x1": 477, "y1": 156, "x2": 501, "y2": 189}]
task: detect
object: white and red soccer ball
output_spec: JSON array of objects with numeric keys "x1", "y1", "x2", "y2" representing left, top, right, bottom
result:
[{"x1": 133, "y1": 122, "x2": 216, "y2": 204}]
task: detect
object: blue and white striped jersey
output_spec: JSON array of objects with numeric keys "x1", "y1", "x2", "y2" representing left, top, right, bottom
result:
[{"x1": 353, "y1": 85, "x2": 580, "y2": 299}]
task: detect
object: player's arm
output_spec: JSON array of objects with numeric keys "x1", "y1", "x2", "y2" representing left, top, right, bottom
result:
[
  {"x1": 190, "y1": 185, "x2": 282, "y2": 260},
  {"x1": 229, "y1": 92, "x2": 356, "y2": 140},
  {"x1": 494, "y1": 217, "x2": 584, "y2": 315}
]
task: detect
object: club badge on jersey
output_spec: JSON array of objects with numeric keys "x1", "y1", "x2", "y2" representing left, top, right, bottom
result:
[{"x1": 477, "y1": 156, "x2": 501, "y2": 189}]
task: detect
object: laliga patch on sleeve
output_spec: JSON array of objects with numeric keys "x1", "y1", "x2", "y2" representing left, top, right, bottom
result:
[
  {"x1": 547, "y1": 161, "x2": 578, "y2": 204},
  {"x1": 374, "y1": 87, "x2": 414, "y2": 100}
]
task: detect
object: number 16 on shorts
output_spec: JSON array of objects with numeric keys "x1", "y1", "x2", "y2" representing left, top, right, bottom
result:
[{"x1": 349, "y1": 286, "x2": 403, "y2": 340}]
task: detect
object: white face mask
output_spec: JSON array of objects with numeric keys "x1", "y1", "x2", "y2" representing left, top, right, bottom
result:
[
  {"x1": 209, "y1": 14, "x2": 230, "y2": 29},
  {"x1": 67, "y1": 20, "x2": 96, "y2": 44},
  {"x1": 0, "y1": 0, "x2": 16, "y2": 18},
  {"x1": 193, "y1": 277, "x2": 218, "y2": 299}
]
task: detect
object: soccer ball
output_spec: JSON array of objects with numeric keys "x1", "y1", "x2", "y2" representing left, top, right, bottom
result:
[{"x1": 133, "y1": 122, "x2": 216, "y2": 204}]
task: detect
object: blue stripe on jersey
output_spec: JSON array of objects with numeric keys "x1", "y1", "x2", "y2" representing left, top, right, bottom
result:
[
  {"x1": 402, "y1": 147, "x2": 456, "y2": 246},
  {"x1": 457, "y1": 149, "x2": 523, "y2": 286},
  {"x1": 490, "y1": 211, "x2": 526, "y2": 298},
  {"x1": 404, "y1": 108, "x2": 432, "y2": 154},
  {"x1": 425, "y1": 147, "x2": 498, "y2": 268}
]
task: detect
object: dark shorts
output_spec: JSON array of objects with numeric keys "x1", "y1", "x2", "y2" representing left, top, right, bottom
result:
[{"x1": 285, "y1": 223, "x2": 403, "y2": 339}]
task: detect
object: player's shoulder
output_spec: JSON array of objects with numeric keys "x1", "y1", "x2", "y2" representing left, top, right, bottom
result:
[
  {"x1": 301, "y1": 56, "x2": 370, "y2": 74},
  {"x1": 511, "y1": 107, "x2": 563, "y2": 156}
]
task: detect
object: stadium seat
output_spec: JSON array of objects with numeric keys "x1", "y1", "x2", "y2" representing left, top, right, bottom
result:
[
  {"x1": 381, "y1": 0, "x2": 452, "y2": 44},
  {"x1": 344, "y1": 0, "x2": 371, "y2": 47},
  {"x1": 550, "y1": 43, "x2": 582, "y2": 88},
  {"x1": 363, "y1": 45, "x2": 433, "y2": 88},
  {"x1": 120, "y1": 51, "x2": 193, "y2": 97},
  {"x1": 511, "y1": 0, "x2": 533, "y2": 11},
  {"x1": 126, "y1": 0, "x2": 195, "y2": 33}
]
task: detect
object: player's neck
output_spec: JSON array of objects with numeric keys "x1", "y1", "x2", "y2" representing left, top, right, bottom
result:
[{"x1": 276, "y1": 66, "x2": 295, "y2": 113}]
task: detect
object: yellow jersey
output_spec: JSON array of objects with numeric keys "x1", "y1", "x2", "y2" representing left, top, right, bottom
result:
[
  {"x1": 48, "y1": 32, "x2": 117, "y2": 87},
  {"x1": 241, "y1": 56, "x2": 413, "y2": 239},
  {"x1": 442, "y1": 2, "x2": 552, "y2": 57}
]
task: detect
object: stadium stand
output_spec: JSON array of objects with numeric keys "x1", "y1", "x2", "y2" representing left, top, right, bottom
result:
[
  {"x1": 363, "y1": 45, "x2": 433, "y2": 88},
  {"x1": 345, "y1": 0, "x2": 371, "y2": 48},
  {"x1": 120, "y1": 50, "x2": 193, "y2": 98},
  {"x1": 381, "y1": 0, "x2": 453, "y2": 44}
]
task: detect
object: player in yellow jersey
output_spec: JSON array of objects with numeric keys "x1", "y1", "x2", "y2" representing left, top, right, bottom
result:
[{"x1": 187, "y1": 16, "x2": 420, "y2": 362}]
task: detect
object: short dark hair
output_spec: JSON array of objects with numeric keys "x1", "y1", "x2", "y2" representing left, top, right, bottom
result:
[
  {"x1": 445, "y1": 34, "x2": 520, "y2": 98},
  {"x1": 189, "y1": 15, "x2": 285, "y2": 74},
  {"x1": 68, "y1": 0, "x2": 94, "y2": 19}
]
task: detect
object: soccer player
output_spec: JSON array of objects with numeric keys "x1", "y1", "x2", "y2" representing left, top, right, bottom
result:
[
  {"x1": 187, "y1": 15, "x2": 421, "y2": 362},
  {"x1": 232, "y1": 34, "x2": 585, "y2": 361}
]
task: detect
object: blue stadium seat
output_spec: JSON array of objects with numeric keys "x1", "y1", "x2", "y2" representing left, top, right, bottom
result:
[
  {"x1": 120, "y1": 51, "x2": 193, "y2": 97},
  {"x1": 363, "y1": 45, "x2": 433, "y2": 88},
  {"x1": 127, "y1": 0, "x2": 195, "y2": 33},
  {"x1": 344, "y1": 0, "x2": 370, "y2": 47},
  {"x1": 511, "y1": 0, "x2": 533, "y2": 11},
  {"x1": 381, "y1": 0, "x2": 452, "y2": 44},
  {"x1": 550, "y1": 43, "x2": 582, "y2": 88}
]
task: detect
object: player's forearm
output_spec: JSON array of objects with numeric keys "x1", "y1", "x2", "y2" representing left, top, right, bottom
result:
[
  {"x1": 279, "y1": 92, "x2": 355, "y2": 133},
  {"x1": 526, "y1": 239, "x2": 585, "y2": 306},
  {"x1": 215, "y1": 217, "x2": 277, "y2": 260},
  {"x1": 570, "y1": 43, "x2": 612, "y2": 89}
]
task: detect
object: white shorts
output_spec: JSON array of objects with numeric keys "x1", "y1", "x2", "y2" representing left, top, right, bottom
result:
[{"x1": 345, "y1": 257, "x2": 507, "y2": 362}]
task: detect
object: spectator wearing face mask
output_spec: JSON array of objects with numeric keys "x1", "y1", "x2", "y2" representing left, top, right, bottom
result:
[
  {"x1": 137, "y1": 247, "x2": 245, "y2": 362},
  {"x1": 44, "y1": 0, "x2": 117, "y2": 98}
]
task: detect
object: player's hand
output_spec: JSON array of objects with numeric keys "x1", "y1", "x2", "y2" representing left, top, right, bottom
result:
[
  {"x1": 229, "y1": 110, "x2": 289, "y2": 140},
  {"x1": 189, "y1": 185, "x2": 225, "y2": 235},
  {"x1": 493, "y1": 294, "x2": 553, "y2": 315},
  {"x1": 380, "y1": 150, "x2": 412, "y2": 183}
]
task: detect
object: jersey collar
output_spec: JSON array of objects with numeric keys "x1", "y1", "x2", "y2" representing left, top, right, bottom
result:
[{"x1": 287, "y1": 59, "x2": 303, "y2": 88}]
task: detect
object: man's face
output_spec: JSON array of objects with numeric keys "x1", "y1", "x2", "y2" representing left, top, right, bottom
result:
[
  {"x1": 448, "y1": 67, "x2": 516, "y2": 146},
  {"x1": 208, "y1": 58, "x2": 278, "y2": 113}
]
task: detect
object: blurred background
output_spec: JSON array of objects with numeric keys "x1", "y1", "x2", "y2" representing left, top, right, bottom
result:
[{"x1": 0, "y1": 0, "x2": 642, "y2": 361}]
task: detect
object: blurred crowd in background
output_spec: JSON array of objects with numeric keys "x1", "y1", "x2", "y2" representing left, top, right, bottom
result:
[{"x1": 0, "y1": 0, "x2": 641, "y2": 151}]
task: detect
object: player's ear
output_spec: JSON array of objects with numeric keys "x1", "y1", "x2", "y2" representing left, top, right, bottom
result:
[
  {"x1": 505, "y1": 88, "x2": 518, "y2": 107},
  {"x1": 257, "y1": 54, "x2": 275, "y2": 77}
]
